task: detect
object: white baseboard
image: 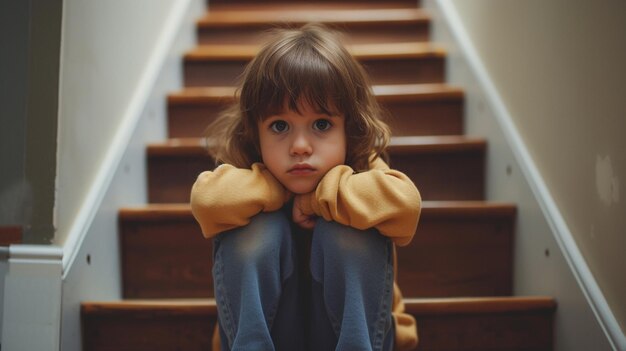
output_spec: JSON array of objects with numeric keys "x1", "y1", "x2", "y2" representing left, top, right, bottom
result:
[
  {"x1": 423, "y1": 0, "x2": 625, "y2": 350},
  {"x1": 2, "y1": 245, "x2": 63, "y2": 351}
]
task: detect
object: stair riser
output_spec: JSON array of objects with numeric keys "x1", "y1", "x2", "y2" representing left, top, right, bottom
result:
[
  {"x1": 183, "y1": 57, "x2": 445, "y2": 87},
  {"x1": 82, "y1": 309, "x2": 552, "y2": 351},
  {"x1": 392, "y1": 150, "x2": 484, "y2": 201},
  {"x1": 168, "y1": 98, "x2": 464, "y2": 138},
  {"x1": 198, "y1": 24, "x2": 430, "y2": 45},
  {"x1": 147, "y1": 149, "x2": 484, "y2": 203},
  {"x1": 398, "y1": 217, "x2": 513, "y2": 297},
  {"x1": 414, "y1": 312, "x2": 554, "y2": 351},
  {"x1": 384, "y1": 99, "x2": 464, "y2": 137},
  {"x1": 119, "y1": 211, "x2": 511, "y2": 299},
  {"x1": 82, "y1": 313, "x2": 216, "y2": 351},
  {"x1": 120, "y1": 219, "x2": 213, "y2": 299}
]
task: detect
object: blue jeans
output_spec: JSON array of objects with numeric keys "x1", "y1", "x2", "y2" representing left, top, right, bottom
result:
[{"x1": 212, "y1": 210, "x2": 395, "y2": 351}]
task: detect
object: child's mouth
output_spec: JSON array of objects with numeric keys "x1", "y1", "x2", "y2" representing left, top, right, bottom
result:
[{"x1": 288, "y1": 164, "x2": 316, "y2": 175}]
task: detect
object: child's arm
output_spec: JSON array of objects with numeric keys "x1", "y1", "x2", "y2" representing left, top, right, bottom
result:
[
  {"x1": 295, "y1": 158, "x2": 421, "y2": 246},
  {"x1": 190, "y1": 163, "x2": 291, "y2": 238}
]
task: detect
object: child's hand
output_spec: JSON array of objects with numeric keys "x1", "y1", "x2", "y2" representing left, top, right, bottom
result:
[{"x1": 293, "y1": 195, "x2": 317, "y2": 229}]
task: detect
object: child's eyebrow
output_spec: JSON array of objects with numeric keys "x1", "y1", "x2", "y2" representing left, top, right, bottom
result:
[
  {"x1": 325, "y1": 113, "x2": 343, "y2": 118},
  {"x1": 312, "y1": 109, "x2": 343, "y2": 117},
  {"x1": 272, "y1": 108, "x2": 343, "y2": 118}
]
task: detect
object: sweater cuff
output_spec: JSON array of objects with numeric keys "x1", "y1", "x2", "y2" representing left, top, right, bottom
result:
[{"x1": 253, "y1": 163, "x2": 292, "y2": 211}]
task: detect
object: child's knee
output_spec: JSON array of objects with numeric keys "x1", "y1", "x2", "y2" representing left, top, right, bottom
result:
[
  {"x1": 312, "y1": 220, "x2": 390, "y2": 264},
  {"x1": 218, "y1": 211, "x2": 290, "y2": 262},
  {"x1": 310, "y1": 220, "x2": 393, "y2": 291}
]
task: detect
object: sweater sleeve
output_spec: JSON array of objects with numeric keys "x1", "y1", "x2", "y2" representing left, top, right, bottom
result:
[
  {"x1": 392, "y1": 282, "x2": 419, "y2": 351},
  {"x1": 297, "y1": 158, "x2": 421, "y2": 246},
  {"x1": 190, "y1": 163, "x2": 291, "y2": 238}
]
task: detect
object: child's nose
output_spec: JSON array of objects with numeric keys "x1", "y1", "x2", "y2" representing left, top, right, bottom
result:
[{"x1": 290, "y1": 132, "x2": 312, "y2": 156}]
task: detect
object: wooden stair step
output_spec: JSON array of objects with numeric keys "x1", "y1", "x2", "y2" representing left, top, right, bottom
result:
[
  {"x1": 206, "y1": 2, "x2": 420, "y2": 10},
  {"x1": 184, "y1": 43, "x2": 446, "y2": 86},
  {"x1": 200, "y1": 8, "x2": 428, "y2": 26},
  {"x1": 167, "y1": 84, "x2": 464, "y2": 138},
  {"x1": 118, "y1": 201, "x2": 512, "y2": 299},
  {"x1": 146, "y1": 136, "x2": 485, "y2": 203},
  {"x1": 198, "y1": 7, "x2": 430, "y2": 45},
  {"x1": 0, "y1": 226, "x2": 22, "y2": 246},
  {"x1": 81, "y1": 299, "x2": 217, "y2": 351},
  {"x1": 406, "y1": 296, "x2": 556, "y2": 351},
  {"x1": 398, "y1": 201, "x2": 515, "y2": 297},
  {"x1": 119, "y1": 203, "x2": 211, "y2": 299},
  {"x1": 81, "y1": 296, "x2": 556, "y2": 351}
]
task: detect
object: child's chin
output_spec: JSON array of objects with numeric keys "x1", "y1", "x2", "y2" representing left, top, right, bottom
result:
[{"x1": 287, "y1": 184, "x2": 316, "y2": 195}]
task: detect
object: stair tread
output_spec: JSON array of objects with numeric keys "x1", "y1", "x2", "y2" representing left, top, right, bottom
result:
[
  {"x1": 199, "y1": 7, "x2": 430, "y2": 27},
  {"x1": 390, "y1": 135, "x2": 486, "y2": 153},
  {"x1": 168, "y1": 83, "x2": 464, "y2": 105},
  {"x1": 119, "y1": 201, "x2": 516, "y2": 220},
  {"x1": 82, "y1": 296, "x2": 556, "y2": 315},
  {"x1": 207, "y1": 2, "x2": 421, "y2": 12},
  {"x1": 185, "y1": 42, "x2": 446, "y2": 61},
  {"x1": 147, "y1": 135, "x2": 486, "y2": 156},
  {"x1": 405, "y1": 296, "x2": 557, "y2": 314}
]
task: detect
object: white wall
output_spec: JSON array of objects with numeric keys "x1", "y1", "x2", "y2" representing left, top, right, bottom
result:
[
  {"x1": 0, "y1": 259, "x2": 6, "y2": 342},
  {"x1": 57, "y1": 0, "x2": 204, "y2": 349},
  {"x1": 424, "y1": 0, "x2": 625, "y2": 349},
  {"x1": 56, "y1": 0, "x2": 182, "y2": 247},
  {"x1": 445, "y1": 0, "x2": 626, "y2": 336}
]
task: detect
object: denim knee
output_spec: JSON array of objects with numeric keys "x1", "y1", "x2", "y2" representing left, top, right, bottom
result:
[
  {"x1": 214, "y1": 211, "x2": 293, "y2": 268},
  {"x1": 309, "y1": 220, "x2": 395, "y2": 351},
  {"x1": 212, "y1": 211, "x2": 296, "y2": 349},
  {"x1": 310, "y1": 220, "x2": 392, "y2": 281}
]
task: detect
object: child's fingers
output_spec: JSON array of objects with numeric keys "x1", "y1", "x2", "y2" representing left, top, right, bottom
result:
[
  {"x1": 298, "y1": 216, "x2": 316, "y2": 229},
  {"x1": 293, "y1": 202, "x2": 316, "y2": 229}
]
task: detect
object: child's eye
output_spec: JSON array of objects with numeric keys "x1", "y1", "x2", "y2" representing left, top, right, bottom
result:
[
  {"x1": 270, "y1": 120, "x2": 289, "y2": 133},
  {"x1": 313, "y1": 119, "x2": 332, "y2": 131}
]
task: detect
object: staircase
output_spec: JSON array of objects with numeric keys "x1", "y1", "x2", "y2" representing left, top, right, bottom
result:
[{"x1": 81, "y1": 1, "x2": 557, "y2": 350}]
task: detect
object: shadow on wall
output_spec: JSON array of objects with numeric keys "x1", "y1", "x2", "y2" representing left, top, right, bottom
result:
[{"x1": 0, "y1": 180, "x2": 32, "y2": 233}]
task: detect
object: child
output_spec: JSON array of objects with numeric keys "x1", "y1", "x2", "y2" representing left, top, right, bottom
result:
[{"x1": 191, "y1": 24, "x2": 421, "y2": 351}]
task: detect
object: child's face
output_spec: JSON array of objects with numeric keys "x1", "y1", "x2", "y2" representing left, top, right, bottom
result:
[{"x1": 258, "y1": 99, "x2": 346, "y2": 194}]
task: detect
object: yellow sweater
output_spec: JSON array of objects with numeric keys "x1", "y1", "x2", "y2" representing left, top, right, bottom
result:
[{"x1": 190, "y1": 159, "x2": 421, "y2": 351}]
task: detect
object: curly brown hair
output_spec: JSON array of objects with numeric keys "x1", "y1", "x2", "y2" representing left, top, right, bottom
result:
[{"x1": 205, "y1": 23, "x2": 391, "y2": 172}]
